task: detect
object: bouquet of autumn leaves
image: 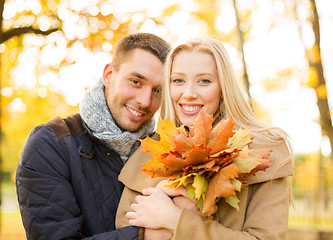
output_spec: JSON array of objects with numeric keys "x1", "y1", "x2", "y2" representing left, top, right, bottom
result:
[{"x1": 140, "y1": 110, "x2": 272, "y2": 217}]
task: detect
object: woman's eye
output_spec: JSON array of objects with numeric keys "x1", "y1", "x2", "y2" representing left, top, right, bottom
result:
[
  {"x1": 171, "y1": 79, "x2": 184, "y2": 84},
  {"x1": 199, "y1": 79, "x2": 211, "y2": 84}
]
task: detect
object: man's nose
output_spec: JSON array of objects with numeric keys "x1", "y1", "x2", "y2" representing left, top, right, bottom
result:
[{"x1": 136, "y1": 88, "x2": 152, "y2": 108}]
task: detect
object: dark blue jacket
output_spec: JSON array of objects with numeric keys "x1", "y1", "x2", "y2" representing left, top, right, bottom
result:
[{"x1": 16, "y1": 114, "x2": 140, "y2": 240}]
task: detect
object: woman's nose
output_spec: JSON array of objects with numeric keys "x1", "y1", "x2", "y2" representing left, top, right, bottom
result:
[{"x1": 182, "y1": 83, "x2": 198, "y2": 99}]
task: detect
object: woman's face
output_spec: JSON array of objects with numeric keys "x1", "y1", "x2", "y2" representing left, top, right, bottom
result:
[{"x1": 170, "y1": 50, "x2": 222, "y2": 126}]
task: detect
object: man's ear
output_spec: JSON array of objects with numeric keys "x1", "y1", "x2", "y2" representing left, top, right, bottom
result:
[{"x1": 103, "y1": 63, "x2": 113, "y2": 86}]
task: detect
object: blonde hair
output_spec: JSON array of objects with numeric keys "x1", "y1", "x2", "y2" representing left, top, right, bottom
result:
[{"x1": 160, "y1": 37, "x2": 293, "y2": 162}]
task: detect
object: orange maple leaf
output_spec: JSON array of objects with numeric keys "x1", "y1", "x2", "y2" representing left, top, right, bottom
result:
[
  {"x1": 191, "y1": 110, "x2": 213, "y2": 146},
  {"x1": 207, "y1": 116, "x2": 235, "y2": 154},
  {"x1": 202, "y1": 163, "x2": 239, "y2": 216},
  {"x1": 140, "y1": 119, "x2": 178, "y2": 156}
]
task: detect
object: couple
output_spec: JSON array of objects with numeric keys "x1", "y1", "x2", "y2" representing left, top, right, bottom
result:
[{"x1": 16, "y1": 33, "x2": 293, "y2": 240}]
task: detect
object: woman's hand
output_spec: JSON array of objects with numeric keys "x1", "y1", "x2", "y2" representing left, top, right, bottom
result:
[
  {"x1": 126, "y1": 187, "x2": 181, "y2": 232},
  {"x1": 156, "y1": 179, "x2": 189, "y2": 197},
  {"x1": 157, "y1": 179, "x2": 201, "y2": 215},
  {"x1": 172, "y1": 195, "x2": 202, "y2": 215}
]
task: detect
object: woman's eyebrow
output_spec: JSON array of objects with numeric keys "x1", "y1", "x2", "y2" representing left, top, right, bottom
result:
[
  {"x1": 171, "y1": 72, "x2": 185, "y2": 76},
  {"x1": 197, "y1": 73, "x2": 215, "y2": 77},
  {"x1": 171, "y1": 72, "x2": 214, "y2": 77}
]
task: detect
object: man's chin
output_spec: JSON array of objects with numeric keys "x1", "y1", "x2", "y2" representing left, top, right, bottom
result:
[{"x1": 119, "y1": 121, "x2": 144, "y2": 132}]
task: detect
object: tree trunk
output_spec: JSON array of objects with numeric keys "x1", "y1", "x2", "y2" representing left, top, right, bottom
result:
[
  {"x1": 308, "y1": 0, "x2": 333, "y2": 157},
  {"x1": 293, "y1": 0, "x2": 333, "y2": 157},
  {"x1": 232, "y1": 0, "x2": 252, "y2": 103},
  {"x1": 0, "y1": 0, "x2": 5, "y2": 233}
]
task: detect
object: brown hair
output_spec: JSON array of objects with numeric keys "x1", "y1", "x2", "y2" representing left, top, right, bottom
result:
[{"x1": 112, "y1": 33, "x2": 170, "y2": 71}]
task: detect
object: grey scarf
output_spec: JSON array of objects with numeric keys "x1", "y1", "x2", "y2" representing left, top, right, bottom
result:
[{"x1": 79, "y1": 78, "x2": 155, "y2": 163}]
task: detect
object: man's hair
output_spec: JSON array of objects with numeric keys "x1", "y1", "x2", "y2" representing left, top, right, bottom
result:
[{"x1": 112, "y1": 33, "x2": 170, "y2": 71}]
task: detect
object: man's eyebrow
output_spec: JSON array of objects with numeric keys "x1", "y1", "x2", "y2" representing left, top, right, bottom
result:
[{"x1": 130, "y1": 72, "x2": 147, "y2": 81}]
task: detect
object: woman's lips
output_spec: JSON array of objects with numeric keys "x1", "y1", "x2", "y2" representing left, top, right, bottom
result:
[{"x1": 179, "y1": 104, "x2": 203, "y2": 115}]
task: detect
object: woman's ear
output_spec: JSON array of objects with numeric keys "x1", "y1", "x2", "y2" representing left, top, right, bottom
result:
[{"x1": 103, "y1": 63, "x2": 113, "y2": 86}]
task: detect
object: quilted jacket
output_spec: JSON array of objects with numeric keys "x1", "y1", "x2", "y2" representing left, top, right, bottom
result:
[{"x1": 16, "y1": 113, "x2": 139, "y2": 240}]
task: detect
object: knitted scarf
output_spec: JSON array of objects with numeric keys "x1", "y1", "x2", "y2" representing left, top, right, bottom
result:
[{"x1": 79, "y1": 78, "x2": 155, "y2": 163}]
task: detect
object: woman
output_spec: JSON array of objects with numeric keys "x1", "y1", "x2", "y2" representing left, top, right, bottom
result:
[{"x1": 116, "y1": 37, "x2": 293, "y2": 240}]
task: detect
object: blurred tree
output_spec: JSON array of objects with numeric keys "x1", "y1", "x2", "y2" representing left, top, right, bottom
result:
[
  {"x1": 290, "y1": 0, "x2": 333, "y2": 217},
  {"x1": 0, "y1": 0, "x2": 61, "y2": 227},
  {"x1": 0, "y1": 0, "x2": 59, "y2": 43},
  {"x1": 293, "y1": 0, "x2": 333, "y2": 157}
]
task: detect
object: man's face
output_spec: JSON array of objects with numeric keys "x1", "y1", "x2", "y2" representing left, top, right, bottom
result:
[{"x1": 103, "y1": 48, "x2": 164, "y2": 132}]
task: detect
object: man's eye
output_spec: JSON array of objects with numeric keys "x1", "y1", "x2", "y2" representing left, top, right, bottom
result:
[
  {"x1": 153, "y1": 88, "x2": 161, "y2": 94},
  {"x1": 131, "y1": 79, "x2": 141, "y2": 86}
]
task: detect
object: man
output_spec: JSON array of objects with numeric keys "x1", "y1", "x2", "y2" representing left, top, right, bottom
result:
[{"x1": 16, "y1": 33, "x2": 170, "y2": 239}]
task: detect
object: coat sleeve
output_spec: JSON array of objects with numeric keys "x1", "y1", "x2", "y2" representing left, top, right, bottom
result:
[
  {"x1": 16, "y1": 125, "x2": 138, "y2": 240},
  {"x1": 172, "y1": 177, "x2": 290, "y2": 240}
]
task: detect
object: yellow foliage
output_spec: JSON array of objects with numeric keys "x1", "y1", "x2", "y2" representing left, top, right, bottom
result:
[
  {"x1": 161, "y1": 4, "x2": 180, "y2": 17},
  {"x1": 1, "y1": 86, "x2": 78, "y2": 173},
  {"x1": 193, "y1": 0, "x2": 221, "y2": 36},
  {"x1": 305, "y1": 44, "x2": 321, "y2": 64},
  {"x1": 306, "y1": 68, "x2": 328, "y2": 99},
  {"x1": 307, "y1": 66, "x2": 319, "y2": 88},
  {"x1": 294, "y1": 153, "x2": 320, "y2": 192},
  {"x1": 316, "y1": 84, "x2": 327, "y2": 99},
  {"x1": 293, "y1": 153, "x2": 333, "y2": 197}
]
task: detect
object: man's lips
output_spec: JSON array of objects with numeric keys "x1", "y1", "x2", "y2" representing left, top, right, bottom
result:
[{"x1": 125, "y1": 106, "x2": 145, "y2": 119}]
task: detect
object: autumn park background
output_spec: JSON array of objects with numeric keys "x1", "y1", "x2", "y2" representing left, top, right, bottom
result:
[{"x1": 0, "y1": 0, "x2": 333, "y2": 239}]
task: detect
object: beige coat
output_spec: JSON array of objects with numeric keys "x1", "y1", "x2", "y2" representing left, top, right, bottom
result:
[{"x1": 116, "y1": 138, "x2": 293, "y2": 240}]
